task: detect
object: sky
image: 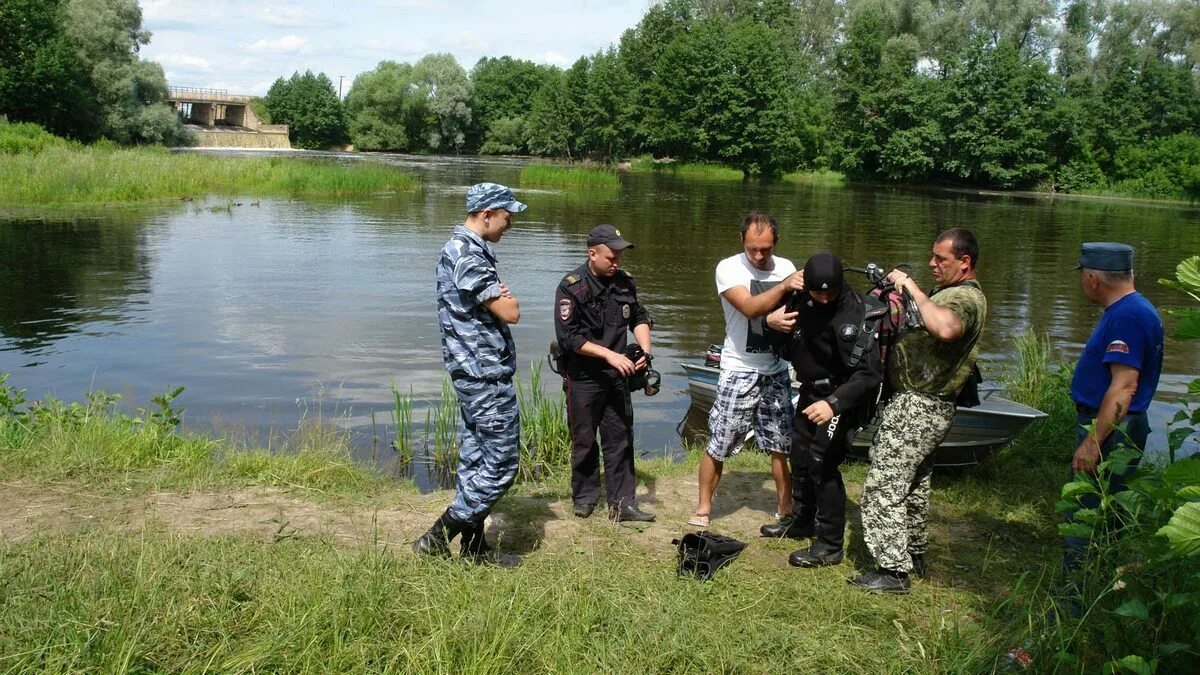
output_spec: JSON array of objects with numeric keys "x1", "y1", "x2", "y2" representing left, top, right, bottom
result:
[{"x1": 138, "y1": 0, "x2": 655, "y2": 97}]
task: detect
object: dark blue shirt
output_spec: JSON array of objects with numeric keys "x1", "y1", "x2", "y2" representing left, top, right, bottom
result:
[
  {"x1": 436, "y1": 225, "x2": 516, "y2": 381},
  {"x1": 1071, "y1": 291, "x2": 1163, "y2": 413}
]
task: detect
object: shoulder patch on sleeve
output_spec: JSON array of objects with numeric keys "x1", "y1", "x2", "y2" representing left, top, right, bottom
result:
[
  {"x1": 1106, "y1": 339, "x2": 1130, "y2": 354},
  {"x1": 558, "y1": 297, "x2": 573, "y2": 322}
]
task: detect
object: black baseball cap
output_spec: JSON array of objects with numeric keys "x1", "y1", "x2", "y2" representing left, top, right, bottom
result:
[{"x1": 587, "y1": 224, "x2": 634, "y2": 250}]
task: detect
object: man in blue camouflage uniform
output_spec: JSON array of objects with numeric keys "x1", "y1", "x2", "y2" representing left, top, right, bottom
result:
[{"x1": 413, "y1": 182, "x2": 526, "y2": 567}]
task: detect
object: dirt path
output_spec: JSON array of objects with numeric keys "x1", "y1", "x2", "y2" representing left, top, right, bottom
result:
[{"x1": 0, "y1": 471, "x2": 794, "y2": 560}]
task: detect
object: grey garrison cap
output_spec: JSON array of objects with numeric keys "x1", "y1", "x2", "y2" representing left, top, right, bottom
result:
[
  {"x1": 1074, "y1": 242, "x2": 1134, "y2": 271},
  {"x1": 466, "y1": 182, "x2": 527, "y2": 214}
]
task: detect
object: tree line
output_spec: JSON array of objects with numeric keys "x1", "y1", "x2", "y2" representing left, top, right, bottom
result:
[
  {"x1": 0, "y1": 0, "x2": 188, "y2": 146},
  {"x1": 4, "y1": 0, "x2": 1197, "y2": 199},
  {"x1": 265, "y1": 0, "x2": 1199, "y2": 199}
]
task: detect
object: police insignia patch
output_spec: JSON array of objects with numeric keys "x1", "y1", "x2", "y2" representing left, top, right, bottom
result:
[
  {"x1": 559, "y1": 298, "x2": 573, "y2": 321},
  {"x1": 839, "y1": 323, "x2": 857, "y2": 339},
  {"x1": 1106, "y1": 339, "x2": 1130, "y2": 354},
  {"x1": 622, "y1": 304, "x2": 630, "y2": 319}
]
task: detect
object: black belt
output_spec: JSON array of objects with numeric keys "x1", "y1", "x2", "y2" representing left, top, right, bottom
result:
[{"x1": 1075, "y1": 403, "x2": 1146, "y2": 416}]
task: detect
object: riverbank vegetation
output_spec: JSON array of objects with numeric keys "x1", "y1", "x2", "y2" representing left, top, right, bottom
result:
[
  {"x1": 0, "y1": 347, "x2": 1061, "y2": 672},
  {"x1": 4, "y1": 319, "x2": 1196, "y2": 671},
  {"x1": 517, "y1": 164, "x2": 619, "y2": 189},
  {"x1": 0, "y1": 123, "x2": 419, "y2": 206},
  {"x1": 629, "y1": 156, "x2": 746, "y2": 181}
]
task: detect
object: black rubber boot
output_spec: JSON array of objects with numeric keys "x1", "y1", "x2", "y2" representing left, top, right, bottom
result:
[
  {"x1": 460, "y1": 521, "x2": 521, "y2": 568},
  {"x1": 412, "y1": 509, "x2": 464, "y2": 558}
]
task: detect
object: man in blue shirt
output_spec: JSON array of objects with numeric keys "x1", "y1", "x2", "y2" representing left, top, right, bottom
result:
[
  {"x1": 1063, "y1": 242, "x2": 1164, "y2": 579},
  {"x1": 413, "y1": 183, "x2": 527, "y2": 567}
]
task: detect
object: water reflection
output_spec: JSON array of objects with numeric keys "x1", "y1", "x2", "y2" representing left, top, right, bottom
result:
[
  {"x1": 0, "y1": 216, "x2": 153, "y2": 355},
  {"x1": 1, "y1": 154, "x2": 1197, "y2": 476}
]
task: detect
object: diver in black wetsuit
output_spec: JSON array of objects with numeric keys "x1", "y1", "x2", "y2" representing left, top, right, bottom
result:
[{"x1": 762, "y1": 252, "x2": 884, "y2": 568}]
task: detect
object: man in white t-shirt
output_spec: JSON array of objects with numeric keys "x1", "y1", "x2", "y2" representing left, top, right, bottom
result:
[{"x1": 689, "y1": 212, "x2": 804, "y2": 529}]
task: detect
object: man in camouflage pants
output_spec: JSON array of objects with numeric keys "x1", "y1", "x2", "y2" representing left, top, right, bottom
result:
[
  {"x1": 413, "y1": 182, "x2": 527, "y2": 567},
  {"x1": 853, "y1": 228, "x2": 987, "y2": 593}
]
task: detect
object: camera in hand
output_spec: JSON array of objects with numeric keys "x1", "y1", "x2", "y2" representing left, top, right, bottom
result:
[{"x1": 622, "y1": 344, "x2": 661, "y2": 396}]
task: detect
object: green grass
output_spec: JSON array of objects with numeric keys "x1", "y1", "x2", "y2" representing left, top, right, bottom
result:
[
  {"x1": 630, "y1": 155, "x2": 746, "y2": 180},
  {"x1": 518, "y1": 164, "x2": 619, "y2": 188},
  {"x1": 0, "y1": 345, "x2": 1085, "y2": 672},
  {"x1": 783, "y1": 169, "x2": 847, "y2": 186},
  {"x1": 0, "y1": 123, "x2": 420, "y2": 207},
  {"x1": 0, "y1": 518, "x2": 1033, "y2": 673}
]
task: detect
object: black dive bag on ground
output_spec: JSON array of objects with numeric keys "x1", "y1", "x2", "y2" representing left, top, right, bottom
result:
[{"x1": 673, "y1": 531, "x2": 747, "y2": 580}]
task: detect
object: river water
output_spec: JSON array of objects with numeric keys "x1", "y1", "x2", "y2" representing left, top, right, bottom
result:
[{"x1": 2, "y1": 152, "x2": 1197, "y2": 474}]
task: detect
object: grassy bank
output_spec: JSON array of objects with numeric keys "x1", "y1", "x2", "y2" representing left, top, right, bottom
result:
[
  {"x1": 630, "y1": 155, "x2": 745, "y2": 180},
  {"x1": 0, "y1": 340, "x2": 1113, "y2": 672},
  {"x1": 0, "y1": 123, "x2": 420, "y2": 207},
  {"x1": 783, "y1": 169, "x2": 848, "y2": 186},
  {"x1": 518, "y1": 164, "x2": 619, "y2": 189}
]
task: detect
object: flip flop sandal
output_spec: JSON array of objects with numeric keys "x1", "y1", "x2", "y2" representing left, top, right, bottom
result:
[{"x1": 687, "y1": 512, "x2": 711, "y2": 528}]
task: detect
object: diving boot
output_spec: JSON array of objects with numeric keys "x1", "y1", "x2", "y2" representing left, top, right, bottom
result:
[
  {"x1": 759, "y1": 515, "x2": 815, "y2": 539},
  {"x1": 460, "y1": 521, "x2": 521, "y2": 568},
  {"x1": 613, "y1": 504, "x2": 656, "y2": 522},
  {"x1": 788, "y1": 546, "x2": 845, "y2": 568},
  {"x1": 412, "y1": 509, "x2": 465, "y2": 559}
]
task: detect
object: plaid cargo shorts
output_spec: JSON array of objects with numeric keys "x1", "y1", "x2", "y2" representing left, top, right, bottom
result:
[{"x1": 705, "y1": 368, "x2": 794, "y2": 461}]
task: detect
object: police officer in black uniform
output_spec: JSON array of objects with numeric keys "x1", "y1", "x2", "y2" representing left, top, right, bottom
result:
[
  {"x1": 554, "y1": 224, "x2": 656, "y2": 522},
  {"x1": 762, "y1": 252, "x2": 884, "y2": 567}
]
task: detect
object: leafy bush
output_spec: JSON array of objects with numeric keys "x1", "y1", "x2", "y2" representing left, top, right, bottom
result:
[
  {"x1": 0, "y1": 121, "x2": 76, "y2": 154},
  {"x1": 1110, "y1": 134, "x2": 1200, "y2": 202},
  {"x1": 1055, "y1": 157, "x2": 1106, "y2": 193}
]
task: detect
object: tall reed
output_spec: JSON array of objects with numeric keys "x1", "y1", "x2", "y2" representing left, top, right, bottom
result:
[
  {"x1": 516, "y1": 361, "x2": 571, "y2": 481},
  {"x1": 389, "y1": 384, "x2": 415, "y2": 475},
  {"x1": 427, "y1": 377, "x2": 460, "y2": 486},
  {"x1": 1004, "y1": 332, "x2": 1076, "y2": 456}
]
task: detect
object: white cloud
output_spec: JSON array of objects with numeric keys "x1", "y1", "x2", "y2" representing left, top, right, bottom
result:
[
  {"x1": 245, "y1": 35, "x2": 311, "y2": 54},
  {"x1": 353, "y1": 38, "x2": 432, "y2": 60},
  {"x1": 367, "y1": 0, "x2": 445, "y2": 9},
  {"x1": 153, "y1": 53, "x2": 212, "y2": 71},
  {"x1": 142, "y1": 0, "x2": 227, "y2": 26},
  {"x1": 541, "y1": 51, "x2": 569, "y2": 66},
  {"x1": 253, "y1": 6, "x2": 327, "y2": 28}
]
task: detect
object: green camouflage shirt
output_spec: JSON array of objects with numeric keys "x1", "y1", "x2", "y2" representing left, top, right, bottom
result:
[{"x1": 888, "y1": 282, "x2": 987, "y2": 398}]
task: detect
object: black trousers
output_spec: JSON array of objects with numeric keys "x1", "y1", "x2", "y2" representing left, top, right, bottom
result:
[
  {"x1": 791, "y1": 401, "x2": 854, "y2": 553},
  {"x1": 565, "y1": 375, "x2": 636, "y2": 509}
]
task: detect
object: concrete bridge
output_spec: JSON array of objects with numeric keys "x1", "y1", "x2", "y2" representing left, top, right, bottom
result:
[{"x1": 168, "y1": 87, "x2": 291, "y2": 149}]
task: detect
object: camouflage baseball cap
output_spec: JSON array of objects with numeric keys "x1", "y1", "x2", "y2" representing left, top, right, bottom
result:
[{"x1": 466, "y1": 182, "x2": 528, "y2": 214}]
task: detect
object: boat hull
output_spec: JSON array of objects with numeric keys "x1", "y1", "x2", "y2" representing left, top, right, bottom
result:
[{"x1": 681, "y1": 363, "x2": 1047, "y2": 469}]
